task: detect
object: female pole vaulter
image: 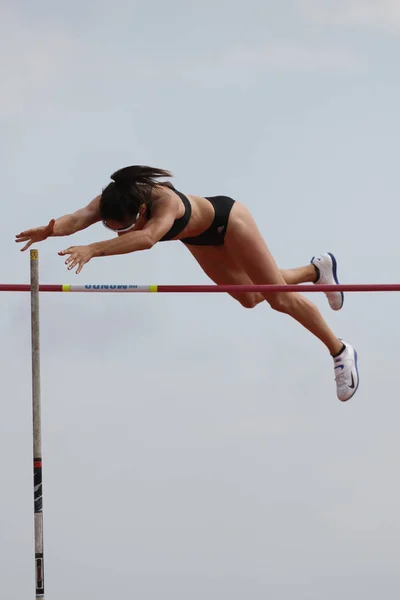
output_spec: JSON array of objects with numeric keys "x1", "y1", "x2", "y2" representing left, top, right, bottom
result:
[{"x1": 16, "y1": 165, "x2": 359, "y2": 401}]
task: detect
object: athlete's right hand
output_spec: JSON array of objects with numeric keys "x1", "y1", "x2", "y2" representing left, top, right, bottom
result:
[{"x1": 15, "y1": 219, "x2": 55, "y2": 251}]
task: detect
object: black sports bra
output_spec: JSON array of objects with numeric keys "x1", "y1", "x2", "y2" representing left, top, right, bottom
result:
[{"x1": 146, "y1": 186, "x2": 192, "y2": 241}]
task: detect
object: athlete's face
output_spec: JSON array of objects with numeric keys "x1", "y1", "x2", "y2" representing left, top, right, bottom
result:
[
  {"x1": 102, "y1": 217, "x2": 136, "y2": 234},
  {"x1": 102, "y1": 204, "x2": 148, "y2": 236}
]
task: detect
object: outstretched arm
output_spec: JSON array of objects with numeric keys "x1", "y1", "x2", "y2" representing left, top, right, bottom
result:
[
  {"x1": 16, "y1": 195, "x2": 102, "y2": 251},
  {"x1": 91, "y1": 210, "x2": 176, "y2": 257},
  {"x1": 52, "y1": 195, "x2": 102, "y2": 236},
  {"x1": 59, "y1": 196, "x2": 177, "y2": 273}
]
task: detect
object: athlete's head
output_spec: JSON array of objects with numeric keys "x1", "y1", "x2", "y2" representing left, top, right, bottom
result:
[{"x1": 100, "y1": 165, "x2": 172, "y2": 233}]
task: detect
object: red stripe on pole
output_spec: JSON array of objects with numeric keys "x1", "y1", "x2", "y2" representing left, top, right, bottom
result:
[{"x1": 0, "y1": 284, "x2": 62, "y2": 292}]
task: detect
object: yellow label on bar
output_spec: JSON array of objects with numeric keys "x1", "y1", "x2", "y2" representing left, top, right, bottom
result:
[
  {"x1": 30, "y1": 250, "x2": 39, "y2": 261},
  {"x1": 149, "y1": 285, "x2": 158, "y2": 293},
  {"x1": 62, "y1": 284, "x2": 71, "y2": 292}
]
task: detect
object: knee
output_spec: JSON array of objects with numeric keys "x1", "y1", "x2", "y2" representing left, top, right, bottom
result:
[
  {"x1": 237, "y1": 293, "x2": 264, "y2": 309},
  {"x1": 267, "y1": 292, "x2": 299, "y2": 314}
]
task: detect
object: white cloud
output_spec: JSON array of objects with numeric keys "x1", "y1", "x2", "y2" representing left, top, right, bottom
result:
[{"x1": 299, "y1": 0, "x2": 400, "y2": 32}]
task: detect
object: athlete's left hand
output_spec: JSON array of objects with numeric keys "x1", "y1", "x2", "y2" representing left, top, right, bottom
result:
[{"x1": 58, "y1": 245, "x2": 95, "y2": 274}]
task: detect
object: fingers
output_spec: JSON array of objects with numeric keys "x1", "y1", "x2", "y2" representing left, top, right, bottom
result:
[
  {"x1": 15, "y1": 227, "x2": 42, "y2": 239},
  {"x1": 15, "y1": 219, "x2": 55, "y2": 245},
  {"x1": 15, "y1": 233, "x2": 35, "y2": 244},
  {"x1": 67, "y1": 257, "x2": 86, "y2": 274},
  {"x1": 21, "y1": 240, "x2": 34, "y2": 252},
  {"x1": 67, "y1": 257, "x2": 79, "y2": 271},
  {"x1": 65, "y1": 254, "x2": 76, "y2": 268},
  {"x1": 15, "y1": 229, "x2": 34, "y2": 239},
  {"x1": 15, "y1": 229, "x2": 44, "y2": 251},
  {"x1": 59, "y1": 247, "x2": 87, "y2": 274},
  {"x1": 16, "y1": 235, "x2": 35, "y2": 251},
  {"x1": 59, "y1": 248, "x2": 75, "y2": 267}
]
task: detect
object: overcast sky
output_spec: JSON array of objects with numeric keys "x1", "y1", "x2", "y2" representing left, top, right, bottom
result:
[{"x1": 1, "y1": 1, "x2": 400, "y2": 598}]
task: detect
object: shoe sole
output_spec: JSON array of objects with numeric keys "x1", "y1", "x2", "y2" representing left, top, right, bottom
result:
[
  {"x1": 311, "y1": 253, "x2": 344, "y2": 311},
  {"x1": 327, "y1": 252, "x2": 344, "y2": 310},
  {"x1": 339, "y1": 349, "x2": 360, "y2": 402}
]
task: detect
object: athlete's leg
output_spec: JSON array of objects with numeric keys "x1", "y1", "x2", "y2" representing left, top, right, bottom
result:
[
  {"x1": 280, "y1": 254, "x2": 344, "y2": 311},
  {"x1": 185, "y1": 229, "x2": 359, "y2": 401},
  {"x1": 186, "y1": 248, "x2": 341, "y2": 301},
  {"x1": 280, "y1": 264, "x2": 316, "y2": 284},
  {"x1": 183, "y1": 244, "x2": 265, "y2": 308},
  {"x1": 224, "y1": 203, "x2": 342, "y2": 355}
]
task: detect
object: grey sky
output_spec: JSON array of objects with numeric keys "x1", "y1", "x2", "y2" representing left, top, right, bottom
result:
[{"x1": 1, "y1": 0, "x2": 400, "y2": 598}]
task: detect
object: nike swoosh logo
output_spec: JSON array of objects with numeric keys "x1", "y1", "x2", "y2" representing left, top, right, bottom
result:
[
  {"x1": 349, "y1": 373, "x2": 355, "y2": 389},
  {"x1": 334, "y1": 365, "x2": 344, "y2": 370}
]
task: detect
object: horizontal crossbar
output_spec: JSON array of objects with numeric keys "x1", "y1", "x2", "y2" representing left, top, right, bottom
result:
[{"x1": 1, "y1": 284, "x2": 400, "y2": 293}]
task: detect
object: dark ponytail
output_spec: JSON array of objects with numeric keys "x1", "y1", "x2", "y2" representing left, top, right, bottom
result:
[
  {"x1": 111, "y1": 165, "x2": 172, "y2": 186},
  {"x1": 100, "y1": 165, "x2": 173, "y2": 223}
]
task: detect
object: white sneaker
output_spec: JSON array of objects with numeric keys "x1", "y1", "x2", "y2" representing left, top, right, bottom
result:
[
  {"x1": 311, "y1": 253, "x2": 344, "y2": 311},
  {"x1": 333, "y1": 342, "x2": 359, "y2": 402}
]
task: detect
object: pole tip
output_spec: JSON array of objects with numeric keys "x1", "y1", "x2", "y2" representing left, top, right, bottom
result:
[{"x1": 30, "y1": 249, "x2": 39, "y2": 261}]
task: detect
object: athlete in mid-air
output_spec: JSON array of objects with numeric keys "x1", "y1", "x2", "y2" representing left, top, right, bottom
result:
[{"x1": 15, "y1": 165, "x2": 359, "y2": 401}]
